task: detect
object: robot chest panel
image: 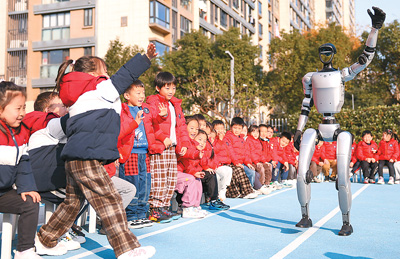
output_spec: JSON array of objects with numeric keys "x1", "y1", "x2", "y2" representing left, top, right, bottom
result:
[{"x1": 311, "y1": 71, "x2": 344, "y2": 114}]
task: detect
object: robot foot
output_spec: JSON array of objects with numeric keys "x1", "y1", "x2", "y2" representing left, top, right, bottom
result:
[
  {"x1": 338, "y1": 224, "x2": 353, "y2": 236},
  {"x1": 295, "y1": 216, "x2": 313, "y2": 228}
]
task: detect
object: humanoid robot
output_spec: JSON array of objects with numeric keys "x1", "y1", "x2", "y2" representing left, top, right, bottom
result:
[{"x1": 293, "y1": 7, "x2": 386, "y2": 236}]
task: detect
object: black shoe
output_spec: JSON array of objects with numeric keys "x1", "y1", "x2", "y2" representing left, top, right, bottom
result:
[
  {"x1": 338, "y1": 224, "x2": 353, "y2": 236},
  {"x1": 71, "y1": 224, "x2": 85, "y2": 237},
  {"x1": 163, "y1": 207, "x2": 181, "y2": 220},
  {"x1": 296, "y1": 216, "x2": 313, "y2": 228},
  {"x1": 148, "y1": 207, "x2": 173, "y2": 223},
  {"x1": 324, "y1": 176, "x2": 330, "y2": 182},
  {"x1": 330, "y1": 176, "x2": 336, "y2": 181}
]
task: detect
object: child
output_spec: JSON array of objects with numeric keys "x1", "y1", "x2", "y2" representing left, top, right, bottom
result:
[
  {"x1": 270, "y1": 131, "x2": 293, "y2": 187},
  {"x1": 259, "y1": 124, "x2": 277, "y2": 170},
  {"x1": 33, "y1": 91, "x2": 68, "y2": 117},
  {"x1": 36, "y1": 46, "x2": 157, "y2": 259},
  {"x1": 377, "y1": 129, "x2": 399, "y2": 184},
  {"x1": 223, "y1": 117, "x2": 258, "y2": 199},
  {"x1": 321, "y1": 141, "x2": 338, "y2": 182},
  {"x1": 0, "y1": 82, "x2": 42, "y2": 259},
  {"x1": 356, "y1": 130, "x2": 379, "y2": 184},
  {"x1": 117, "y1": 80, "x2": 161, "y2": 228},
  {"x1": 193, "y1": 113, "x2": 207, "y2": 131},
  {"x1": 145, "y1": 72, "x2": 191, "y2": 222},
  {"x1": 245, "y1": 125, "x2": 272, "y2": 194},
  {"x1": 310, "y1": 140, "x2": 324, "y2": 183}
]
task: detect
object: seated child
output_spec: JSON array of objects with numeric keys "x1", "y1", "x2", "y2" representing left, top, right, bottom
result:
[
  {"x1": 322, "y1": 141, "x2": 338, "y2": 181},
  {"x1": 310, "y1": 140, "x2": 324, "y2": 183},
  {"x1": 377, "y1": 129, "x2": 399, "y2": 184},
  {"x1": 356, "y1": 130, "x2": 378, "y2": 183},
  {"x1": 270, "y1": 131, "x2": 293, "y2": 187}
]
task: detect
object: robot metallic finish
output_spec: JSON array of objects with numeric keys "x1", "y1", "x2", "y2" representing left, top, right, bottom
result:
[{"x1": 293, "y1": 7, "x2": 386, "y2": 236}]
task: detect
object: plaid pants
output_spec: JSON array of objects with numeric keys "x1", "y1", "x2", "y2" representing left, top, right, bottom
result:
[
  {"x1": 149, "y1": 146, "x2": 178, "y2": 208},
  {"x1": 38, "y1": 160, "x2": 140, "y2": 257},
  {"x1": 226, "y1": 164, "x2": 253, "y2": 198}
]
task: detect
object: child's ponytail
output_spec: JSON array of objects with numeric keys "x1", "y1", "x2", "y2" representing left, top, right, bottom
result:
[{"x1": 55, "y1": 59, "x2": 74, "y2": 92}]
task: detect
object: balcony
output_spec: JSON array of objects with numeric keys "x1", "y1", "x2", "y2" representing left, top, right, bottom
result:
[{"x1": 149, "y1": 22, "x2": 171, "y2": 35}]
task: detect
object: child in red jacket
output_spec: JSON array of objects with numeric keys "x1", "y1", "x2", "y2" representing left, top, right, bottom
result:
[
  {"x1": 270, "y1": 131, "x2": 293, "y2": 187},
  {"x1": 377, "y1": 129, "x2": 399, "y2": 184},
  {"x1": 356, "y1": 130, "x2": 379, "y2": 184},
  {"x1": 246, "y1": 125, "x2": 273, "y2": 194},
  {"x1": 310, "y1": 140, "x2": 324, "y2": 183},
  {"x1": 145, "y1": 72, "x2": 191, "y2": 222},
  {"x1": 322, "y1": 141, "x2": 338, "y2": 181}
]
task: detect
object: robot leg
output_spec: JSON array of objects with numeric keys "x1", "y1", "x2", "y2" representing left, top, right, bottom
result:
[
  {"x1": 336, "y1": 131, "x2": 353, "y2": 236},
  {"x1": 296, "y1": 128, "x2": 318, "y2": 228}
]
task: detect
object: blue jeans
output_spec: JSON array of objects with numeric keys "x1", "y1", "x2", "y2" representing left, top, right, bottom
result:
[
  {"x1": 243, "y1": 165, "x2": 256, "y2": 186},
  {"x1": 272, "y1": 162, "x2": 289, "y2": 182},
  {"x1": 119, "y1": 153, "x2": 151, "y2": 220}
]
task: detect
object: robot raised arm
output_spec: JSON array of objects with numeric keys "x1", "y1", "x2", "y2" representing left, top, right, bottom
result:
[{"x1": 342, "y1": 7, "x2": 385, "y2": 82}]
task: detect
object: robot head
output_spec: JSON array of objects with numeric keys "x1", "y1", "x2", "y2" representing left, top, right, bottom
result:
[{"x1": 318, "y1": 43, "x2": 337, "y2": 67}]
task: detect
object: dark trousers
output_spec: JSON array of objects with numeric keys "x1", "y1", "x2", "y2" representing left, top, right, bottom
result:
[
  {"x1": 360, "y1": 161, "x2": 378, "y2": 178},
  {"x1": 0, "y1": 189, "x2": 39, "y2": 252},
  {"x1": 378, "y1": 160, "x2": 395, "y2": 177},
  {"x1": 201, "y1": 171, "x2": 218, "y2": 201}
]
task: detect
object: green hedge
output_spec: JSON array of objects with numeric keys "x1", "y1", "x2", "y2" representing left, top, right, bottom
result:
[{"x1": 287, "y1": 105, "x2": 400, "y2": 141}]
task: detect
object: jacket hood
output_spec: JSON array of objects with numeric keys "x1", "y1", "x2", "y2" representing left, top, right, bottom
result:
[{"x1": 23, "y1": 111, "x2": 58, "y2": 134}]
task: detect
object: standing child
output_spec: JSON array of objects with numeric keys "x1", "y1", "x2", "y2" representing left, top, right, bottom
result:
[
  {"x1": 377, "y1": 129, "x2": 399, "y2": 184},
  {"x1": 36, "y1": 45, "x2": 157, "y2": 259},
  {"x1": 0, "y1": 82, "x2": 42, "y2": 259},
  {"x1": 145, "y1": 72, "x2": 191, "y2": 222}
]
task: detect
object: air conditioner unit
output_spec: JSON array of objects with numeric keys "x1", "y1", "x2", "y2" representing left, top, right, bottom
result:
[
  {"x1": 20, "y1": 77, "x2": 27, "y2": 85},
  {"x1": 10, "y1": 40, "x2": 20, "y2": 48},
  {"x1": 20, "y1": 41, "x2": 28, "y2": 48}
]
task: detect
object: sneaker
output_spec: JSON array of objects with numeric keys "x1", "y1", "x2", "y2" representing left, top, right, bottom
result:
[
  {"x1": 182, "y1": 206, "x2": 206, "y2": 218},
  {"x1": 243, "y1": 191, "x2": 258, "y2": 199},
  {"x1": 395, "y1": 180, "x2": 400, "y2": 184},
  {"x1": 128, "y1": 219, "x2": 146, "y2": 229},
  {"x1": 369, "y1": 178, "x2": 376, "y2": 184},
  {"x1": 139, "y1": 218, "x2": 154, "y2": 227},
  {"x1": 324, "y1": 176, "x2": 330, "y2": 182},
  {"x1": 71, "y1": 224, "x2": 85, "y2": 237},
  {"x1": 59, "y1": 232, "x2": 81, "y2": 250},
  {"x1": 312, "y1": 177, "x2": 321, "y2": 183},
  {"x1": 195, "y1": 206, "x2": 209, "y2": 217},
  {"x1": 330, "y1": 176, "x2": 336, "y2": 181},
  {"x1": 117, "y1": 246, "x2": 156, "y2": 259},
  {"x1": 14, "y1": 248, "x2": 43, "y2": 259},
  {"x1": 388, "y1": 176, "x2": 394, "y2": 185},
  {"x1": 259, "y1": 185, "x2": 272, "y2": 195},
  {"x1": 281, "y1": 180, "x2": 293, "y2": 188},
  {"x1": 209, "y1": 199, "x2": 230, "y2": 210},
  {"x1": 35, "y1": 235, "x2": 67, "y2": 256},
  {"x1": 363, "y1": 177, "x2": 369, "y2": 184},
  {"x1": 162, "y1": 207, "x2": 181, "y2": 220},
  {"x1": 148, "y1": 207, "x2": 172, "y2": 223},
  {"x1": 68, "y1": 228, "x2": 86, "y2": 244},
  {"x1": 272, "y1": 181, "x2": 283, "y2": 190},
  {"x1": 377, "y1": 176, "x2": 385, "y2": 184}
]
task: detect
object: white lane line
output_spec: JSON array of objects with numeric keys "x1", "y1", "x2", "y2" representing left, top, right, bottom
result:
[
  {"x1": 270, "y1": 184, "x2": 370, "y2": 259},
  {"x1": 67, "y1": 188, "x2": 294, "y2": 258}
]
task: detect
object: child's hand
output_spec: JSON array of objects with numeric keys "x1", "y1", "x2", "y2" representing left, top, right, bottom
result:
[
  {"x1": 371, "y1": 158, "x2": 376, "y2": 163},
  {"x1": 194, "y1": 172, "x2": 205, "y2": 178},
  {"x1": 179, "y1": 147, "x2": 188, "y2": 156},
  {"x1": 272, "y1": 161, "x2": 277, "y2": 168},
  {"x1": 163, "y1": 137, "x2": 172, "y2": 148},
  {"x1": 146, "y1": 43, "x2": 158, "y2": 60},
  {"x1": 390, "y1": 159, "x2": 394, "y2": 163},
  {"x1": 318, "y1": 162, "x2": 324, "y2": 166},
  {"x1": 218, "y1": 132, "x2": 225, "y2": 140},
  {"x1": 236, "y1": 163, "x2": 244, "y2": 168},
  {"x1": 247, "y1": 164, "x2": 255, "y2": 170},
  {"x1": 206, "y1": 168, "x2": 215, "y2": 174},
  {"x1": 135, "y1": 110, "x2": 144, "y2": 125},
  {"x1": 158, "y1": 103, "x2": 168, "y2": 117},
  {"x1": 284, "y1": 162, "x2": 289, "y2": 170},
  {"x1": 349, "y1": 162, "x2": 354, "y2": 168},
  {"x1": 21, "y1": 191, "x2": 41, "y2": 203}
]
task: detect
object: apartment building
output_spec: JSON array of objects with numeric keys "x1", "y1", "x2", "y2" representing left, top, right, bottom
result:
[{"x1": 314, "y1": 0, "x2": 356, "y2": 34}]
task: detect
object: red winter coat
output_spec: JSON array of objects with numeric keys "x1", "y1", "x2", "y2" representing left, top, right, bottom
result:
[
  {"x1": 321, "y1": 142, "x2": 337, "y2": 160},
  {"x1": 312, "y1": 144, "x2": 324, "y2": 164},
  {"x1": 223, "y1": 131, "x2": 251, "y2": 165},
  {"x1": 145, "y1": 94, "x2": 190, "y2": 155},
  {"x1": 245, "y1": 135, "x2": 265, "y2": 164},
  {"x1": 377, "y1": 139, "x2": 399, "y2": 161},
  {"x1": 212, "y1": 137, "x2": 231, "y2": 166},
  {"x1": 271, "y1": 138, "x2": 289, "y2": 164},
  {"x1": 286, "y1": 142, "x2": 298, "y2": 166},
  {"x1": 177, "y1": 138, "x2": 203, "y2": 176},
  {"x1": 351, "y1": 142, "x2": 358, "y2": 163},
  {"x1": 356, "y1": 140, "x2": 379, "y2": 161},
  {"x1": 23, "y1": 111, "x2": 58, "y2": 136}
]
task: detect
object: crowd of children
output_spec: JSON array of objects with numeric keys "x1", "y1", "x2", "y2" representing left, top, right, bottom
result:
[{"x1": 1, "y1": 43, "x2": 399, "y2": 258}]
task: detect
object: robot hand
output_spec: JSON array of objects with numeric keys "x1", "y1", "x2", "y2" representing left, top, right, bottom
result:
[
  {"x1": 367, "y1": 6, "x2": 386, "y2": 29},
  {"x1": 294, "y1": 130, "x2": 302, "y2": 151}
]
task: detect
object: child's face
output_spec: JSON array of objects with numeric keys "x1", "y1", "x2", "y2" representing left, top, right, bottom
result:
[
  {"x1": 259, "y1": 126, "x2": 268, "y2": 138},
  {"x1": 251, "y1": 129, "x2": 260, "y2": 139},
  {"x1": 241, "y1": 126, "x2": 248, "y2": 136},
  {"x1": 0, "y1": 93, "x2": 26, "y2": 128},
  {"x1": 205, "y1": 126, "x2": 211, "y2": 135},
  {"x1": 280, "y1": 137, "x2": 290, "y2": 148},
  {"x1": 362, "y1": 134, "x2": 372, "y2": 144},
  {"x1": 214, "y1": 124, "x2": 225, "y2": 136},
  {"x1": 209, "y1": 131, "x2": 216, "y2": 143},
  {"x1": 157, "y1": 83, "x2": 176, "y2": 101},
  {"x1": 266, "y1": 127, "x2": 274, "y2": 139},
  {"x1": 383, "y1": 132, "x2": 392, "y2": 142},
  {"x1": 195, "y1": 133, "x2": 207, "y2": 151},
  {"x1": 187, "y1": 120, "x2": 199, "y2": 139},
  {"x1": 231, "y1": 124, "x2": 243, "y2": 136},
  {"x1": 199, "y1": 120, "x2": 207, "y2": 131},
  {"x1": 124, "y1": 86, "x2": 145, "y2": 107},
  {"x1": 46, "y1": 96, "x2": 68, "y2": 116}
]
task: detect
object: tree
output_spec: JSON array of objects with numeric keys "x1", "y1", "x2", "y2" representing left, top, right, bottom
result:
[{"x1": 161, "y1": 28, "x2": 263, "y2": 123}]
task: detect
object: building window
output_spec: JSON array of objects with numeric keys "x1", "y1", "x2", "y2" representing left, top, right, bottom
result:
[
  {"x1": 41, "y1": 49, "x2": 69, "y2": 78},
  {"x1": 259, "y1": 45, "x2": 263, "y2": 59},
  {"x1": 84, "y1": 47, "x2": 92, "y2": 56},
  {"x1": 214, "y1": 5, "x2": 218, "y2": 23},
  {"x1": 149, "y1": 1, "x2": 170, "y2": 29},
  {"x1": 220, "y1": 10, "x2": 227, "y2": 28},
  {"x1": 233, "y1": 19, "x2": 240, "y2": 28},
  {"x1": 269, "y1": 31, "x2": 272, "y2": 43},
  {"x1": 258, "y1": 1, "x2": 262, "y2": 16},
  {"x1": 172, "y1": 11, "x2": 178, "y2": 45},
  {"x1": 151, "y1": 41, "x2": 169, "y2": 56},
  {"x1": 84, "y1": 9, "x2": 93, "y2": 26},
  {"x1": 121, "y1": 16, "x2": 128, "y2": 27},
  {"x1": 18, "y1": 17, "x2": 27, "y2": 33},
  {"x1": 42, "y1": 12, "x2": 70, "y2": 41},
  {"x1": 233, "y1": 0, "x2": 239, "y2": 9},
  {"x1": 180, "y1": 0, "x2": 191, "y2": 10},
  {"x1": 201, "y1": 26, "x2": 208, "y2": 36},
  {"x1": 180, "y1": 16, "x2": 192, "y2": 37},
  {"x1": 259, "y1": 23, "x2": 263, "y2": 35}
]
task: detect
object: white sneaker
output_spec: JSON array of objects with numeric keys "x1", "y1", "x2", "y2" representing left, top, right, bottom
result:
[
  {"x1": 118, "y1": 246, "x2": 156, "y2": 259},
  {"x1": 182, "y1": 207, "x2": 205, "y2": 218},
  {"x1": 377, "y1": 176, "x2": 385, "y2": 184},
  {"x1": 195, "y1": 206, "x2": 209, "y2": 217},
  {"x1": 273, "y1": 181, "x2": 283, "y2": 190},
  {"x1": 281, "y1": 180, "x2": 294, "y2": 188},
  {"x1": 388, "y1": 176, "x2": 394, "y2": 185},
  {"x1": 395, "y1": 180, "x2": 400, "y2": 184},
  {"x1": 59, "y1": 232, "x2": 81, "y2": 250},
  {"x1": 68, "y1": 228, "x2": 86, "y2": 244},
  {"x1": 14, "y1": 248, "x2": 43, "y2": 259},
  {"x1": 259, "y1": 185, "x2": 272, "y2": 195},
  {"x1": 35, "y1": 235, "x2": 67, "y2": 256},
  {"x1": 243, "y1": 191, "x2": 258, "y2": 199},
  {"x1": 219, "y1": 189, "x2": 227, "y2": 201}
]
